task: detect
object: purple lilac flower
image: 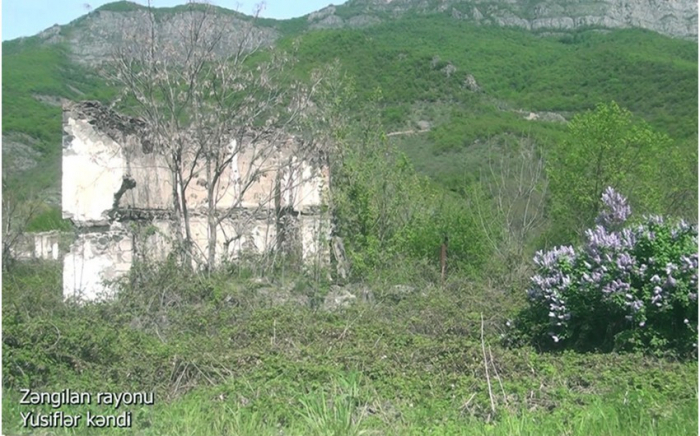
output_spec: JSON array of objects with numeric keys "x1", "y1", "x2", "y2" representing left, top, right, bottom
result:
[
  {"x1": 665, "y1": 276, "x2": 677, "y2": 288},
  {"x1": 645, "y1": 215, "x2": 664, "y2": 225},
  {"x1": 596, "y1": 187, "x2": 631, "y2": 229},
  {"x1": 616, "y1": 253, "x2": 634, "y2": 272},
  {"x1": 533, "y1": 245, "x2": 576, "y2": 268},
  {"x1": 629, "y1": 300, "x2": 643, "y2": 312},
  {"x1": 602, "y1": 279, "x2": 631, "y2": 295},
  {"x1": 680, "y1": 254, "x2": 698, "y2": 273},
  {"x1": 620, "y1": 228, "x2": 636, "y2": 247},
  {"x1": 585, "y1": 226, "x2": 635, "y2": 255}
]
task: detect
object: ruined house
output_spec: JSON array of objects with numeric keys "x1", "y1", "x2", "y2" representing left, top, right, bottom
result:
[{"x1": 61, "y1": 101, "x2": 331, "y2": 300}]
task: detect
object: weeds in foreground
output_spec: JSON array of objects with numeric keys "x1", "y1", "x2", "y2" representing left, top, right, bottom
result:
[{"x1": 2, "y1": 262, "x2": 697, "y2": 435}]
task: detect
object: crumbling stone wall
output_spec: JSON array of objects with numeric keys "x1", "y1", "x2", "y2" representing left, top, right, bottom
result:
[
  {"x1": 10, "y1": 231, "x2": 68, "y2": 261},
  {"x1": 62, "y1": 101, "x2": 330, "y2": 300}
]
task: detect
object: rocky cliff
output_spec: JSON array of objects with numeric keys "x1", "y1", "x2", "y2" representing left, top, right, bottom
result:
[
  {"x1": 312, "y1": 0, "x2": 698, "y2": 40},
  {"x1": 33, "y1": 3, "x2": 280, "y2": 66},
  {"x1": 26, "y1": 0, "x2": 699, "y2": 66}
]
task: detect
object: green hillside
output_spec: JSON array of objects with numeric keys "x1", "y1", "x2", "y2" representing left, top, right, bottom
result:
[
  {"x1": 2, "y1": 39, "x2": 114, "y2": 193},
  {"x1": 286, "y1": 15, "x2": 697, "y2": 195},
  {"x1": 3, "y1": 13, "x2": 697, "y2": 196},
  {"x1": 291, "y1": 16, "x2": 697, "y2": 139}
]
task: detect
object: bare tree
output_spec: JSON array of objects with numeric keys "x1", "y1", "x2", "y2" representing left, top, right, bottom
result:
[
  {"x1": 473, "y1": 137, "x2": 548, "y2": 286},
  {"x1": 2, "y1": 179, "x2": 44, "y2": 270},
  {"x1": 105, "y1": 1, "x2": 327, "y2": 271}
]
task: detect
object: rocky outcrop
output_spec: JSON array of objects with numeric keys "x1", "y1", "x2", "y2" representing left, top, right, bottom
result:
[
  {"x1": 316, "y1": 0, "x2": 698, "y2": 40},
  {"x1": 34, "y1": 6, "x2": 279, "y2": 66},
  {"x1": 2, "y1": 133, "x2": 42, "y2": 173},
  {"x1": 24, "y1": 0, "x2": 697, "y2": 62}
]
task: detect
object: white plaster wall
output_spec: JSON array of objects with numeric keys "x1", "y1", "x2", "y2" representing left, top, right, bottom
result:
[
  {"x1": 34, "y1": 232, "x2": 61, "y2": 260},
  {"x1": 296, "y1": 163, "x2": 327, "y2": 211},
  {"x1": 12, "y1": 231, "x2": 65, "y2": 261},
  {"x1": 63, "y1": 227, "x2": 133, "y2": 301},
  {"x1": 188, "y1": 215, "x2": 278, "y2": 265},
  {"x1": 301, "y1": 215, "x2": 331, "y2": 262},
  {"x1": 121, "y1": 149, "x2": 172, "y2": 210},
  {"x1": 61, "y1": 102, "x2": 330, "y2": 301},
  {"x1": 208, "y1": 149, "x2": 281, "y2": 210},
  {"x1": 63, "y1": 109, "x2": 326, "y2": 219},
  {"x1": 62, "y1": 118, "x2": 125, "y2": 223}
]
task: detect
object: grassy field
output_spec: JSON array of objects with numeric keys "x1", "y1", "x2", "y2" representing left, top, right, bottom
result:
[{"x1": 2, "y1": 262, "x2": 697, "y2": 435}]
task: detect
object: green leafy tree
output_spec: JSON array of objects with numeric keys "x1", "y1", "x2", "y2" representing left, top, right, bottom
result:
[
  {"x1": 546, "y1": 101, "x2": 693, "y2": 245},
  {"x1": 314, "y1": 77, "x2": 489, "y2": 280}
]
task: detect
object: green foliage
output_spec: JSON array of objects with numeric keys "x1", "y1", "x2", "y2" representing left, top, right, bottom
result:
[
  {"x1": 94, "y1": 1, "x2": 146, "y2": 13},
  {"x1": 281, "y1": 16, "x2": 697, "y2": 212},
  {"x1": 26, "y1": 205, "x2": 73, "y2": 232},
  {"x1": 428, "y1": 107, "x2": 567, "y2": 154},
  {"x1": 2, "y1": 259, "x2": 697, "y2": 434},
  {"x1": 545, "y1": 101, "x2": 692, "y2": 245},
  {"x1": 325, "y1": 87, "x2": 490, "y2": 280},
  {"x1": 2, "y1": 42, "x2": 114, "y2": 151},
  {"x1": 2, "y1": 39, "x2": 116, "y2": 204},
  {"x1": 291, "y1": 17, "x2": 697, "y2": 141},
  {"x1": 2, "y1": 44, "x2": 71, "y2": 150},
  {"x1": 618, "y1": 219, "x2": 698, "y2": 354},
  {"x1": 296, "y1": 372, "x2": 365, "y2": 435}
]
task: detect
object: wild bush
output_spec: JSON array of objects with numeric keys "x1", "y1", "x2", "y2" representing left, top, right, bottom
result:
[
  {"x1": 516, "y1": 187, "x2": 698, "y2": 356},
  {"x1": 331, "y1": 126, "x2": 490, "y2": 280},
  {"x1": 545, "y1": 102, "x2": 696, "y2": 245}
]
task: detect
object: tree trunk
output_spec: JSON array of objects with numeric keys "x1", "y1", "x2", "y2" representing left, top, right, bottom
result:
[{"x1": 206, "y1": 158, "x2": 217, "y2": 272}]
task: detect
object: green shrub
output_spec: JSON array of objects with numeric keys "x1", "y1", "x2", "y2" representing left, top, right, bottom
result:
[{"x1": 328, "y1": 90, "x2": 491, "y2": 280}]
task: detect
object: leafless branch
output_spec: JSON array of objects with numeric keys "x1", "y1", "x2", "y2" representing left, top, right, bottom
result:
[
  {"x1": 105, "y1": 1, "x2": 331, "y2": 272},
  {"x1": 481, "y1": 313, "x2": 496, "y2": 414}
]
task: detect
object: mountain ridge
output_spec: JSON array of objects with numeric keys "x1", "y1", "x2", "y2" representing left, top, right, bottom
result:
[
  {"x1": 334, "y1": 0, "x2": 698, "y2": 40},
  {"x1": 8, "y1": 0, "x2": 698, "y2": 65}
]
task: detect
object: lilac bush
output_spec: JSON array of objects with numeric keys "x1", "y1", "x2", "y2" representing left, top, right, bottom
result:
[{"x1": 525, "y1": 187, "x2": 698, "y2": 355}]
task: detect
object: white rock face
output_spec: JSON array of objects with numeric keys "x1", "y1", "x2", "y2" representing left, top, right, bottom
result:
[
  {"x1": 472, "y1": 0, "x2": 698, "y2": 39},
  {"x1": 319, "y1": 0, "x2": 698, "y2": 40}
]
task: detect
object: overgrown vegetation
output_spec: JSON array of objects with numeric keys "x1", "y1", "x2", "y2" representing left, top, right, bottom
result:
[
  {"x1": 323, "y1": 86, "x2": 493, "y2": 280},
  {"x1": 546, "y1": 102, "x2": 697, "y2": 244},
  {"x1": 3, "y1": 256, "x2": 698, "y2": 435}
]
